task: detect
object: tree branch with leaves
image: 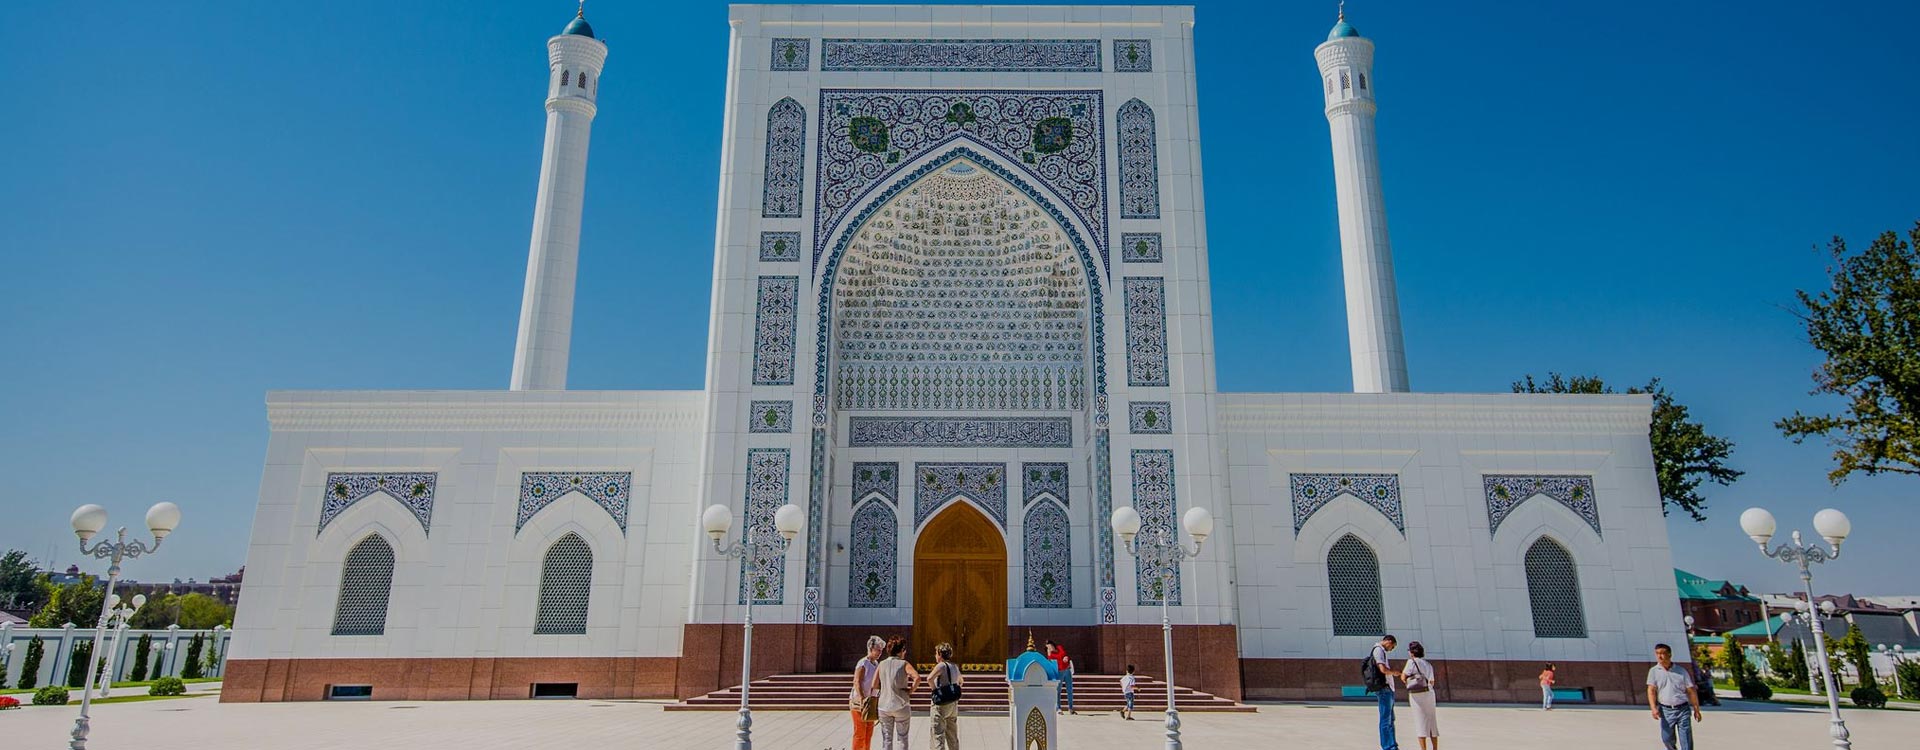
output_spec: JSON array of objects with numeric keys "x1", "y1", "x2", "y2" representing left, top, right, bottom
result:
[{"x1": 1514, "y1": 373, "x2": 1741, "y2": 521}]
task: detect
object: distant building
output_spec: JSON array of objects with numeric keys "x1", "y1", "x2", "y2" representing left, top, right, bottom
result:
[
  {"x1": 1732, "y1": 592, "x2": 1920, "y2": 652},
  {"x1": 1675, "y1": 568, "x2": 1764, "y2": 635},
  {"x1": 118, "y1": 567, "x2": 244, "y2": 607}
]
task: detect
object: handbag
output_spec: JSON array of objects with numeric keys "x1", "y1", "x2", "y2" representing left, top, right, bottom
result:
[
  {"x1": 859, "y1": 696, "x2": 880, "y2": 722},
  {"x1": 1405, "y1": 660, "x2": 1431, "y2": 694},
  {"x1": 931, "y1": 663, "x2": 964, "y2": 705}
]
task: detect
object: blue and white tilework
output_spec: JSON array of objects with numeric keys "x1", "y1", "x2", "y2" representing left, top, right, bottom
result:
[
  {"x1": 1022, "y1": 462, "x2": 1069, "y2": 507},
  {"x1": 759, "y1": 231, "x2": 801, "y2": 262},
  {"x1": 762, "y1": 98, "x2": 805, "y2": 218},
  {"x1": 914, "y1": 462, "x2": 1008, "y2": 528},
  {"x1": 849, "y1": 417, "x2": 1071, "y2": 447},
  {"x1": 821, "y1": 39, "x2": 1101, "y2": 72},
  {"x1": 518, "y1": 471, "x2": 632, "y2": 532},
  {"x1": 1023, "y1": 500, "x2": 1072, "y2": 608},
  {"x1": 1484, "y1": 474, "x2": 1601, "y2": 538},
  {"x1": 1099, "y1": 586, "x2": 1118, "y2": 624},
  {"x1": 739, "y1": 449, "x2": 792, "y2": 604},
  {"x1": 853, "y1": 462, "x2": 899, "y2": 505},
  {"x1": 1112, "y1": 39, "x2": 1152, "y2": 72},
  {"x1": 747, "y1": 400, "x2": 793, "y2": 433},
  {"x1": 1130, "y1": 449, "x2": 1181, "y2": 605},
  {"x1": 1124, "y1": 277, "x2": 1170, "y2": 387},
  {"x1": 1093, "y1": 429, "x2": 1114, "y2": 588},
  {"x1": 771, "y1": 38, "x2": 810, "y2": 71},
  {"x1": 847, "y1": 499, "x2": 898, "y2": 607},
  {"x1": 318, "y1": 472, "x2": 436, "y2": 536},
  {"x1": 805, "y1": 429, "x2": 827, "y2": 589},
  {"x1": 1116, "y1": 99, "x2": 1160, "y2": 219},
  {"x1": 1288, "y1": 473, "x2": 1403, "y2": 533},
  {"x1": 1120, "y1": 232, "x2": 1162, "y2": 263},
  {"x1": 1129, "y1": 402, "x2": 1173, "y2": 434},
  {"x1": 752, "y1": 276, "x2": 798, "y2": 385},
  {"x1": 803, "y1": 586, "x2": 821, "y2": 623}
]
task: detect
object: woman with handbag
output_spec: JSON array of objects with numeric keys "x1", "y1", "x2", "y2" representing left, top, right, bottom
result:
[
  {"x1": 1403, "y1": 641, "x2": 1439, "y2": 749},
  {"x1": 928, "y1": 642, "x2": 964, "y2": 750},
  {"x1": 877, "y1": 637, "x2": 922, "y2": 750},
  {"x1": 850, "y1": 635, "x2": 885, "y2": 750}
]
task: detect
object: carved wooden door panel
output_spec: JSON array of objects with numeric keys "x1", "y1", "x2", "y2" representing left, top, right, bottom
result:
[{"x1": 913, "y1": 502, "x2": 1008, "y2": 666}]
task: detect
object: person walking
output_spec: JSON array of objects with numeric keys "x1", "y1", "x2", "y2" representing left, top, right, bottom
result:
[
  {"x1": 1402, "y1": 642, "x2": 1438, "y2": 750},
  {"x1": 1119, "y1": 664, "x2": 1138, "y2": 720},
  {"x1": 1369, "y1": 634, "x2": 1402, "y2": 750},
  {"x1": 1538, "y1": 663, "x2": 1556, "y2": 710},
  {"x1": 927, "y1": 642, "x2": 963, "y2": 750},
  {"x1": 877, "y1": 637, "x2": 922, "y2": 750},
  {"x1": 1647, "y1": 643, "x2": 1703, "y2": 750},
  {"x1": 1046, "y1": 641, "x2": 1076, "y2": 714},
  {"x1": 849, "y1": 635, "x2": 885, "y2": 750}
]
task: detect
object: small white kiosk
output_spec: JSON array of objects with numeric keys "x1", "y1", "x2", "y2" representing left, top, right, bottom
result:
[{"x1": 1006, "y1": 642, "x2": 1062, "y2": 750}]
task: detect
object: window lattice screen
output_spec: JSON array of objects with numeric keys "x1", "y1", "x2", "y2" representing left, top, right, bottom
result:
[
  {"x1": 331, "y1": 535, "x2": 395, "y2": 636},
  {"x1": 535, "y1": 533, "x2": 593, "y2": 635},
  {"x1": 1327, "y1": 534, "x2": 1384, "y2": 636},
  {"x1": 1525, "y1": 537, "x2": 1587, "y2": 639}
]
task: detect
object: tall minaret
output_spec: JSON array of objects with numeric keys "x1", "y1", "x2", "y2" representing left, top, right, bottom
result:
[
  {"x1": 510, "y1": 4, "x2": 608, "y2": 390},
  {"x1": 1316, "y1": 7, "x2": 1410, "y2": 393}
]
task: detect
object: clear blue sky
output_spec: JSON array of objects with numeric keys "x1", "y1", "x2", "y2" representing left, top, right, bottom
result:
[{"x1": 2, "y1": 1, "x2": 1915, "y2": 597}]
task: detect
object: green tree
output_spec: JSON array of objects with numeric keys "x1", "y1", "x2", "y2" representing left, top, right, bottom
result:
[
  {"x1": 0, "y1": 549, "x2": 41, "y2": 612},
  {"x1": 64, "y1": 640, "x2": 93, "y2": 688},
  {"x1": 1513, "y1": 373, "x2": 1742, "y2": 520},
  {"x1": 1895, "y1": 659, "x2": 1920, "y2": 699},
  {"x1": 17, "y1": 636, "x2": 43, "y2": 689},
  {"x1": 29, "y1": 576, "x2": 105, "y2": 628},
  {"x1": 175, "y1": 593, "x2": 234, "y2": 629},
  {"x1": 128, "y1": 593, "x2": 177, "y2": 629},
  {"x1": 1778, "y1": 221, "x2": 1920, "y2": 482},
  {"x1": 129, "y1": 633, "x2": 151, "y2": 682},
  {"x1": 1839, "y1": 624, "x2": 1876, "y2": 689},
  {"x1": 180, "y1": 633, "x2": 204, "y2": 679},
  {"x1": 1764, "y1": 639, "x2": 1794, "y2": 685},
  {"x1": 1786, "y1": 639, "x2": 1811, "y2": 689}
]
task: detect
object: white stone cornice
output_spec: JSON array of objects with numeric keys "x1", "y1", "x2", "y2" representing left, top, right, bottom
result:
[
  {"x1": 266, "y1": 390, "x2": 705, "y2": 432},
  {"x1": 1216, "y1": 393, "x2": 1653, "y2": 434},
  {"x1": 546, "y1": 97, "x2": 598, "y2": 118}
]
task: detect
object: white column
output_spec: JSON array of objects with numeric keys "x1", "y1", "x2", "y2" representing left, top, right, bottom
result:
[
  {"x1": 1316, "y1": 23, "x2": 1410, "y2": 393},
  {"x1": 510, "y1": 29, "x2": 609, "y2": 390}
]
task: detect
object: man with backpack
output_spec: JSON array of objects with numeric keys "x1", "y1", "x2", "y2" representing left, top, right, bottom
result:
[{"x1": 1364, "y1": 635, "x2": 1403, "y2": 750}]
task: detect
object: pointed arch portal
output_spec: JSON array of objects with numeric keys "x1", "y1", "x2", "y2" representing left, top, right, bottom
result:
[{"x1": 913, "y1": 501, "x2": 1008, "y2": 666}]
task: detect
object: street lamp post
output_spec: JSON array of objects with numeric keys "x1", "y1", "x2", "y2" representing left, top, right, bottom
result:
[
  {"x1": 93, "y1": 594, "x2": 145, "y2": 699},
  {"x1": 702, "y1": 502, "x2": 805, "y2": 750},
  {"x1": 66, "y1": 502, "x2": 181, "y2": 750},
  {"x1": 1110, "y1": 505, "x2": 1213, "y2": 750},
  {"x1": 1740, "y1": 506, "x2": 1852, "y2": 750},
  {"x1": 1878, "y1": 644, "x2": 1908, "y2": 699}
]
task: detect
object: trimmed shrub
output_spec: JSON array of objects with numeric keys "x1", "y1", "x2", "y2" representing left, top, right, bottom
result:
[
  {"x1": 129, "y1": 633, "x2": 152, "y2": 682},
  {"x1": 33, "y1": 685, "x2": 70, "y2": 705},
  {"x1": 181, "y1": 633, "x2": 204, "y2": 679},
  {"x1": 1740, "y1": 680, "x2": 1773, "y2": 700},
  {"x1": 1849, "y1": 685, "x2": 1887, "y2": 709},
  {"x1": 17, "y1": 636, "x2": 43, "y2": 690},
  {"x1": 149, "y1": 676, "x2": 186, "y2": 696}
]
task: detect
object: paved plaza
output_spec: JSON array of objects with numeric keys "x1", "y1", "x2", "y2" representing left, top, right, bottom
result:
[{"x1": 6, "y1": 691, "x2": 1917, "y2": 749}]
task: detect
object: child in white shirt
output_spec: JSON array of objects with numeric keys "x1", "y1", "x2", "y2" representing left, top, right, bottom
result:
[{"x1": 1120, "y1": 664, "x2": 1139, "y2": 720}]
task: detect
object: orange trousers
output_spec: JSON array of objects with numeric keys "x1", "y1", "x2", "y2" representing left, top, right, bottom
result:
[{"x1": 850, "y1": 709, "x2": 876, "y2": 750}]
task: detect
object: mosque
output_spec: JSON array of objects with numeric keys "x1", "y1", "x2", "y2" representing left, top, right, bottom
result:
[{"x1": 223, "y1": 4, "x2": 1684, "y2": 704}]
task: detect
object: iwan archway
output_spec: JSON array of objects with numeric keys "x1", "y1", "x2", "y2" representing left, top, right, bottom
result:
[{"x1": 913, "y1": 501, "x2": 1007, "y2": 666}]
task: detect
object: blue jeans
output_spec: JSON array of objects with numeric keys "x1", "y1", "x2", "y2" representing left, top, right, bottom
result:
[
  {"x1": 1376, "y1": 689, "x2": 1399, "y2": 750},
  {"x1": 1658, "y1": 704, "x2": 1693, "y2": 750},
  {"x1": 1125, "y1": 692, "x2": 1135, "y2": 713},
  {"x1": 1058, "y1": 670, "x2": 1074, "y2": 711}
]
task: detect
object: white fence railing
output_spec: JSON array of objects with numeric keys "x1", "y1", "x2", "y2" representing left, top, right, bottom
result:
[{"x1": 0, "y1": 623, "x2": 232, "y2": 691}]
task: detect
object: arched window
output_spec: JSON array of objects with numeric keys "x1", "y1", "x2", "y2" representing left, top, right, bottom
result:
[
  {"x1": 577, "y1": 73, "x2": 587, "y2": 89},
  {"x1": 535, "y1": 532, "x2": 593, "y2": 634},
  {"x1": 561, "y1": 70, "x2": 570, "y2": 87},
  {"x1": 331, "y1": 534, "x2": 395, "y2": 636},
  {"x1": 1327, "y1": 534, "x2": 1383, "y2": 636},
  {"x1": 1525, "y1": 537, "x2": 1587, "y2": 638}
]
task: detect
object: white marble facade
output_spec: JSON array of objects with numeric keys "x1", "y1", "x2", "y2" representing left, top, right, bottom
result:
[{"x1": 229, "y1": 5, "x2": 1684, "y2": 695}]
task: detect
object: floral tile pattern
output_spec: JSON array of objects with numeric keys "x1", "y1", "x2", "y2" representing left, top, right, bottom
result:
[
  {"x1": 771, "y1": 38, "x2": 810, "y2": 71},
  {"x1": 517, "y1": 471, "x2": 632, "y2": 533},
  {"x1": 762, "y1": 98, "x2": 806, "y2": 218},
  {"x1": 759, "y1": 231, "x2": 801, "y2": 262},
  {"x1": 752, "y1": 276, "x2": 798, "y2": 385},
  {"x1": 1129, "y1": 401, "x2": 1173, "y2": 434},
  {"x1": 1121, "y1": 232, "x2": 1163, "y2": 263},
  {"x1": 1130, "y1": 449, "x2": 1181, "y2": 605},
  {"x1": 847, "y1": 499, "x2": 898, "y2": 607},
  {"x1": 848, "y1": 417, "x2": 1071, "y2": 447},
  {"x1": 804, "y1": 429, "x2": 827, "y2": 589},
  {"x1": 739, "y1": 449, "x2": 792, "y2": 605},
  {"x1": 1022, "y1": 462, "x2": 1069, "y2": 506},
  {"x1": 914, "y1": 462, "x2": 1008, "y2": 528},
  {"x1": 319, "y1": 472, "x2": 436, "y2": 537},
  {"x1": 820, "y1": 39, "x2": 1101, "y2": 72},
  {"x1": 1023, "y1": 500, "x2": 1072, "y2": 608},
  {"x1": 1112, "y1": 39, "x2": 1153, "y2": 72},
  {"x1": 853, "y1": 462, "x2": 898, "y2": 505},
  {"x1": 1117, "y1": 99, "x2": 1160, "y2": 219},
  {"x1": 1484, "y1": 474, "x2": 1601, "y2": 538},
  {"x1": 747, "y1": 400, "x2": 793, "y2": 433},
  {"x1": 1099, "y1": 585, "x2": 1118, "y2": 624},
  {"x1": 1094, "y1": 429, "x2": 1114, "y2": 588},
  {"x1": 1288, "y1": 473, "x2": 1403, "y2": 533},
  {"x1": 1124, "y1": 277, "x2": 1170, "y2": 387}
]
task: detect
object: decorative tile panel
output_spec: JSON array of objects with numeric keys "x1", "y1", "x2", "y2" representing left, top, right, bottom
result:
[
  {"x1": 747, "y1": 400, "x2": 793, "y2": 433},
  {"x1": 319, "y1": 472, "x2": 436, "y2": 536},
  {"x1": 1130, "y1": 449, "x2": 1181, "y2": 605},
  {"x1": 518, "y1": 472, "x2": 632, "y2": 532},
  {"x1": 914, "y1": 462, "x2": 1007, "y2": 528},
  {"x1": 805, "y1": 428, "x2": 828, "y2": 589},
  {"x1": 847, "y1": 499, "x2": 898, "y2": 607},
  {"x1": 814, "y1": 90, "x2": 1109, "y2": 272},
  {"x1": 1022, "y1": 462, "x2": 1070, "y2": 506},
  {"x1": 821, "y1": 39, "x2": 1101, "y2": 72},
  {"x1": 1120, "y1": 232, "x2": 1163, "y2": 263},
  {"x1": 739, "y1": 449, "x2": 792, "y2": 604},
  {"x1": 1112, "y1": 39, "x2": 1153, "y2": 72},
  {"x1": 1124, "y1": 277, "x2": 1170, "y2": 387},
  {"x1": 803, "y1": 586, "x2": 821, "y2": 623},
  {"x1": 1023, "y1": 500, "x2": 1072, "y2": 608},
  {"x1": 1484, "y1": 474, "x2": 1601, "y2": 538},
  {"x1": 1289, "y1": 473, "x2": 1403, "y2": 533},
  {"x1": 1099, "y1": 585, "x2": 1118, "y2": 624},
  {"x1": 1093, "y1": 429, "x2": 1114, "y2": 588},
  {"x1": 752, "y1": 276, "x2": 798, "y2": 385},
  {"x1": 759, "y1": 231, "x2": 801, "y2": 262},
  {"x1": 762, "y1": 98, "x2": 805, "y2": 218},
  {"x1": 771, "y1": 38, "x2": 810, "y2": 71},
  {"x1": 849, "y1": 417, "x2": 1071, "y2": 447},
  {"x1": 1128, "y1": 402, "x2": 1172, "y2": 434},
  {"x1": 853, "y1": 462, "x2": 899, "y2": 505},
  {"x1": 1117, "y1": 99, "x2": 1160, "y2": 219}
]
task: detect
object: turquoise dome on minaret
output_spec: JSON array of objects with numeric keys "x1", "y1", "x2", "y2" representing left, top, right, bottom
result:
[
  {"x1": 1328, "y1": 18, "x2": 1360, "y2": 41},
  {"x1": 562, "y1": 7, "x2": 595, "y2": 39}
]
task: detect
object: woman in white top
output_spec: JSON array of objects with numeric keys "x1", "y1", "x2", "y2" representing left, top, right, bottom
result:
[
  {"x1": 849, "y1": 635, "x2": 885, "y2": 750},
  {"x1": 1402, "y1": 641, "x2": 1439, "y2": 749},
  {"x1": 876, "y1": 636, "x2": 922, "y2": 750}
]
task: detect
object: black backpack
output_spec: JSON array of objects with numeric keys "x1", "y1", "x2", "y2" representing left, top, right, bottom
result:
[{"x1": 1360, "y1": 652, "x2": 1387, "y2": 693}]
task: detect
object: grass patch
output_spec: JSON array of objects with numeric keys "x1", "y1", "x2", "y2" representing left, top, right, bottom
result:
[{"x1": 3, "y1": 677, "x2": 219, "y2": 696}]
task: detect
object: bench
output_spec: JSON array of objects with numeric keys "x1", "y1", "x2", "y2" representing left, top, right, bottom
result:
[{"x1": 1551, "y1": 687, "x2": 1593, "y2": 703}]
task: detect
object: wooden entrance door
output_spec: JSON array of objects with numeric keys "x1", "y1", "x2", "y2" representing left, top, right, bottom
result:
[{"x1": 913, "y1": 502, "x2": 1008, "y2": 666}]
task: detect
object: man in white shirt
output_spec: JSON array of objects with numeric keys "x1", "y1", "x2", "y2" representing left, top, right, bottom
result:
[
  {"x1": 1371, "y1": 635, "x2": 1402, "y2": 750},
  {"x1": 1646, "y1": 643, "x2": 1703, "y2": 750}
]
